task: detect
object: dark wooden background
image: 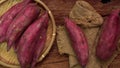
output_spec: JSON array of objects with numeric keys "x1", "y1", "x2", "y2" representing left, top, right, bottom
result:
[{"x1": 36, "y1": 0, "x2": 120, "y2": 68}]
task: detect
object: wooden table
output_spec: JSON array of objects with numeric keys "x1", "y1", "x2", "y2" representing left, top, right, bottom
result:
[{"x1": 36, "y1": 0, "x2": 120, "y2": 68}]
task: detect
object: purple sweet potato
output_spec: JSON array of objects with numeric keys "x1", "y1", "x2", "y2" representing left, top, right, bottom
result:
[
  {"x1": 0, "y1": 0, "x2": 32, "y2": 43},
  {"x1": 31, "y1": 12, "x2": 48, "y2": 68},
  {"x1": 96, "y1": 9, "x2": 120, "y2": 60},
  {"x1": 31, "y1": 28, "x2": 47, "y2": 68},
  {"x1": 64, "y1": 18, "x2": 89, "y2": 67},
  {"x1": 6, "y1": 3, "x2": 40, "y2": 51},
  {"x1": 17, "y1": 12, "x2": 49, "y2": 68}
]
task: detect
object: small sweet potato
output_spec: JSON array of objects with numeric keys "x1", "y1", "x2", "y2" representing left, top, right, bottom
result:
[
  {"x1": 6, "y1": 3, "x2": 40, "y2": 51},
  {"x1": 64, "y1": 18, "x2": 89, "y2": 67},
  {"x1": 17, "y1": 12, "x2": 49, "y2": 68},
  {"x1": 96, "y1": 9, "x2": 120, "y2": 60},
  {"x1": 0, "y1": 0, "x2": 32, "y2": 43}
]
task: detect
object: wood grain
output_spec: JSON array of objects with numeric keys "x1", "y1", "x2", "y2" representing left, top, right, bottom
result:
[{"x1": 34, "y1": 0, "x2": 120, "y2": 68}]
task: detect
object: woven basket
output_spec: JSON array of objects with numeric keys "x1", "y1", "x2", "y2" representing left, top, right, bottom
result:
[{"x1": 0, "y1": 0, "x2": 56, "y2": 68}]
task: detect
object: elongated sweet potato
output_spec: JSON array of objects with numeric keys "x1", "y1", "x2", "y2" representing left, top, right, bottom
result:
[
  {"x1": 31, "y1": 12, "x2": 48, "y2": 68},
  {"x1": 17, "y1": 12, "x2": 49, "y2": 68},
  {"x1": 64, "y1": 18, "x2": 89, "y2": 67},
  {"x1": 6, "y1": 3, "x2": 40, "y2": 51},
  {"x1": 31, "y1": 28, "x2": 47, "y2": 68},
  {"x1": 96, "y1": 9, "x2": 120, "y2": 60},
  {"x1": 0, "y1": 0, "x2": 32, "y2": 43}
]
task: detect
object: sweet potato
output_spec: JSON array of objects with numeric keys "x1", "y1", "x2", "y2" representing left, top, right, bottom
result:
[
  {"x1": 17, "y1": 12, "x2": 49, "y2": 68},
  {"x1": 31, "y1": 28, "x2": 47, "y2": 68},
  {"x1": 64, "y1": 18, "x2": 89, "y2": 67},
  {"x1": 31, "y1": 13, "x2": 48, "y2": 68},
  {"x1": 0, "y1": 0, "x2": 32, "y2": 43},
  {"x1": 6, "y1": 3, "x2": 40, "y2": 51},
  {"x1": 96, "y1": 9, "x2": 120, "y2": 60}
]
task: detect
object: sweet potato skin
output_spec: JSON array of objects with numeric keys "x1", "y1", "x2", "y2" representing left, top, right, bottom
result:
[
  {"x1": 96, "y1": 10, "x2": 120, "y2": 60},
  {"x1": 31, "y1": 28, "x2": 47, "y2": 68},
  {"x1": 6, "y1": 3, "x2": 40, "y2": 51},
  {"x1": 17, "y1": 12, "x2": 49, "y2": 68},
  {"x1": 31, "y1": 13, "x2": 48, "y2": 68},
  {"x1": 64, "y1": 18, "x2": 89, "y2": 67},
  {"x1": 0, "y1": 0, "x2": 32, "y2": 43}
]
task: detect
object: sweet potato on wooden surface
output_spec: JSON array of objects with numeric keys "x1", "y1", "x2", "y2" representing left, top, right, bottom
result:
[
  {"x1": 6, "y1": 3, "x2": 40, "y2": 51},
  {"x1": 96, "y1": 9, "x2": 120, "y2": 60},
  {"x1": 17, "y1": 12, "x2": 49, "y2": 68},
  {"x1": 64, "y1": 18, "x2": 89, "y2": 67},
  {"x1": 0, "y1": 0, "x2": 32, "y2": 43}
]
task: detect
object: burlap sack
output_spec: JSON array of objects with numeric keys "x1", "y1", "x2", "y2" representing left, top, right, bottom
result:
[
  {"x1": 69, "y1": 1, "x2": 103, "y2": 28},
  {"x1": 57, "y1": 1, "x2": 120, "y2": 68}
]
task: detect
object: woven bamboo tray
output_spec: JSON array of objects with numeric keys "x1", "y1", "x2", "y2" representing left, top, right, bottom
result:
[{"x1": 0, "y1": 0, "x2": 56, "y2": 68}]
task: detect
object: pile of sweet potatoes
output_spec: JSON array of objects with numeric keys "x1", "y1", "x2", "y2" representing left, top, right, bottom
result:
[{"x1": 0, "y1": 0, "x2": 48, "y2": 68}]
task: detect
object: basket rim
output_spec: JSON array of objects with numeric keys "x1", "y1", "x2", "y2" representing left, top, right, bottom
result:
[{"x1": 35, "y1": 0, "x2": 56, "y2": 61}]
